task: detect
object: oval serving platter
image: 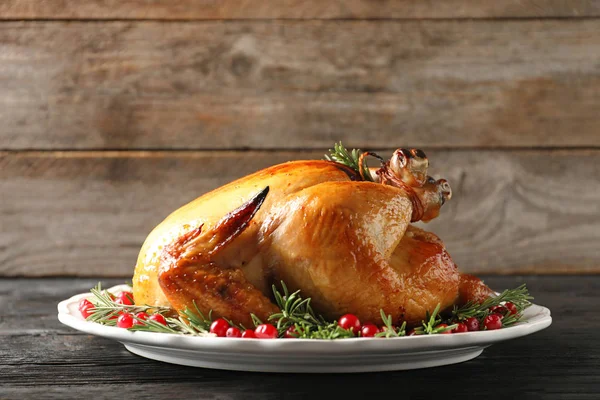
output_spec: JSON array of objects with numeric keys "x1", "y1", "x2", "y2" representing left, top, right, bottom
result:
[{"x1": 58, "y1": 285, "x2": 552, "y2": 373}]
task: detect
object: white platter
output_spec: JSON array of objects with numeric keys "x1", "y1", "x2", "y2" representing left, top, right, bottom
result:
[{"x1": 58, "y1": 284, "x2": 551, "y2": 373}]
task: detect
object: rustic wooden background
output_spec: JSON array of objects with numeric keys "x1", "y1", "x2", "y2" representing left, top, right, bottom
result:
[{"x1": 1, "y1": 1, "x2": 599, "y2": 277}]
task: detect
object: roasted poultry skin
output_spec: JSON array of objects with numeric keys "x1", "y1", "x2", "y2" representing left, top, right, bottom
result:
[{"x1": 133, "y1": 149, "x2": 492, "y2": 327}]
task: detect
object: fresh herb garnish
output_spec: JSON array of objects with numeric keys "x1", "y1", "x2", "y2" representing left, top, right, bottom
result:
[
  {"x1": 412, "y1": 303, "x2": 457, "y2": 335},
  {"x1": 325, "y1": 142, "x2": 379, "y2": 182},
  {"x1": 83, "y1": 282, "x2": 533, "y2": 338},
  {"x1": 86, "y1": 283, "x2": 211, "y2": 336},
  {"x1": 267, "y1": 282, "x2": 355, "y2": 339},
  {"x1": 375, "y1": 310, "x2": 407, "y2": 338},
  {"x1": 451, "y1": 284, "x2": 533, "y2": 328}
]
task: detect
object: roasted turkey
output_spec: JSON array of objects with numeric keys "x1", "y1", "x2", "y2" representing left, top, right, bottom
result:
[{"x1": 132, "y1": 148, "x2": 492, "y2": 327}]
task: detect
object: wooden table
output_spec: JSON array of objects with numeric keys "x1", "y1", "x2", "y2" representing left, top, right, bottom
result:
[{"x1": 1, "y1": 276, "x2": 598, "y2": 399}]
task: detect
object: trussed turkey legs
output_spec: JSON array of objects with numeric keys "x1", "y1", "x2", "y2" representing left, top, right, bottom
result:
[{"x1": 376, "y1": 148, "x2": 451, "y2": 221}]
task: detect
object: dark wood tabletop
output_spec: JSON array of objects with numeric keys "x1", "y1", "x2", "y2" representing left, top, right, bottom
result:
[{"x1": 1, "y1": 275, "x2": 598, "y2": 399}]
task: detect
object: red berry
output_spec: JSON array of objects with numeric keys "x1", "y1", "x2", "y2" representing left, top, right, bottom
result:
[
  {"x1": 465, "y1": 317, "x2": 480, "y2": 331},
  {"x1": 226, "y1": 327, "x2": 242, "y2": 338},
  {"x1": 148, "y1": 313, "x2": 167, "y2": 326},
  {"x1": 133, "y1": 312, "x2": 148, "y2": 325},
  {"x1": 78, "y1": 299, "x2": 95, "y2": 319},
  {"x1": 505, "y1": 302, "x2": 518, "y2": 315},
  {"x1": 117, "y1": 313, "x2": 134, "y2": 329},
  {"x1": 242, "y1": 329, "x2": 257, "y2": 338},
  {"x1": 435, "y1": 323, "x2": 453, "y2": 334},
  {"x1": 284, "y1": 326, "x2": 298, "y2": 338},
  {"x1": 255, "y1": 324, "x2": 278, "y2": 339},
  {"x1": 489, "y1": 305, "x2": 507, "y2": 316},
  {"x1": 209, "y1": 318, "x2": 230, "y2": 337},
  {"x1": 115, "y1": 291, "x2": 135, "y2": 306},
  {"x1": 484, "y1": 314, "x2": 503, "y2": 330},
  {"x1": 452, "y1": 322, "x2": 469, "y2": 333},
  {"x1": 338, "y1": 314, "x2": 361, "y2": 334},
  {"x1": 360, "y1": 324, "x2": 380, "y2": 337}
]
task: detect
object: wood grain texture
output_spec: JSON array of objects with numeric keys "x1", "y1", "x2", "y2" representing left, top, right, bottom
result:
[
  {"x1": 1, "y1": 0, "x2": 600, "y2": 20},
  {"x1": 0, "y1": 278, "x2": 103, "y2": 335},
  {"x1": 1, "y1": 20, "x2": 600, "y2": 150},
  {"x1": 1, "y1": 149, "x2": 598, "y2": 277},
  {"x1": 2, "y1": 276, "x2": 599, "y2": 399}
]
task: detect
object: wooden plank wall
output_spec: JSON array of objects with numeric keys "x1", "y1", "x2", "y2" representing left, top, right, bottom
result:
[{"x1": 1, "y1": 2, "x2": 599, "y2": 276}]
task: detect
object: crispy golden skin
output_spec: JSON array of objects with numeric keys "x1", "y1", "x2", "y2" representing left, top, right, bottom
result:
[{"x1": 133, "y1": 158, "x2": 490, "y2": 327}]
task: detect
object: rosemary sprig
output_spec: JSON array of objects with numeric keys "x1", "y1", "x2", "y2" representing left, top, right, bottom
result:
[
  {"x1": 419, "y1": 304, "x2": 458, "y2": 334},
  {"x1": 266, "y1": 282, "x2": 354, "y2": 339},
  {"x1": 324, "y1": 142, "x2": 375, "y2": 182},
  {"x1": 128, "y1": 318, "x2": 181, "y2": 334},
  {"x1": 375, "y1": 310, "x2": 407, "y2": 338},
  {"x1": 86, "y1": 283, "x2": 169, "y2": 326},
  {"x1": 268, "y1": 283, "x2": 324, "y2": 331},
  {"x1": 451, "y1": 284, "x2": 533, "y2": 327},
  {"x1": 294, "y1": 322, "x2": 355, "y2": 340},
  {"x1": 85, "y1": 283, "x2": 211, "y2": 336},
  {"x1": 403, "y1": 304, "x2": 457, "y2": 335}
]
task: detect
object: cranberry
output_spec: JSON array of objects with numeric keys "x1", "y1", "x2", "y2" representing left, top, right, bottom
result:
[
  {"x1": 255, "y1": 324, "x2": 278, "y2": 339},
  {"x1": 209, "y1": 318, "x2": 230, "y2": 337},
  {"x1": 489, "y1": 305, "x2": 508, "y2": 316},
  {"x1": 360, "y1": 324, "x2": 380, "y2": 337},
  {"x1": 133, "y1": 312, "x2": 148, "y2": 325},
  {"x1": 226, "y1": 327, "x2": 242, "y2": 338},
  {"x1": 115, "y1": 291, "x2": 134, "y2": 306},
  {"x1": 338, "y1": 314, "x2": 361, "y2": 334},
  {"x1": 435, "y1": 323, "x2": 453, "y2": 334},
  {"x1": 505, "y1": 302, "x2": 518, "y2": 315},
  {"x1": 78, "y1": 299, "x2": 95, "y2": 319},
  {"x1": 465, "y1": 317, "x2": 480, "y2": 331},
  {"x1": 242, "y1": 329, "x2": 257, "y2": 338},
  {"x1": 117, "y1": 313, "x2": 134, "y2": 329},
  {"x1": 452, "y1": 322, "x2": 469, "y2": 333},
  {"x1": 484, "y1": 314, "x2": 503, "y2": 330},
  {"x1": 284, "y1": 326, "x2": 298, "y2": 338},
  {"x1": 148, "y1": 313, "x2": 167, "y2": 326}
]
